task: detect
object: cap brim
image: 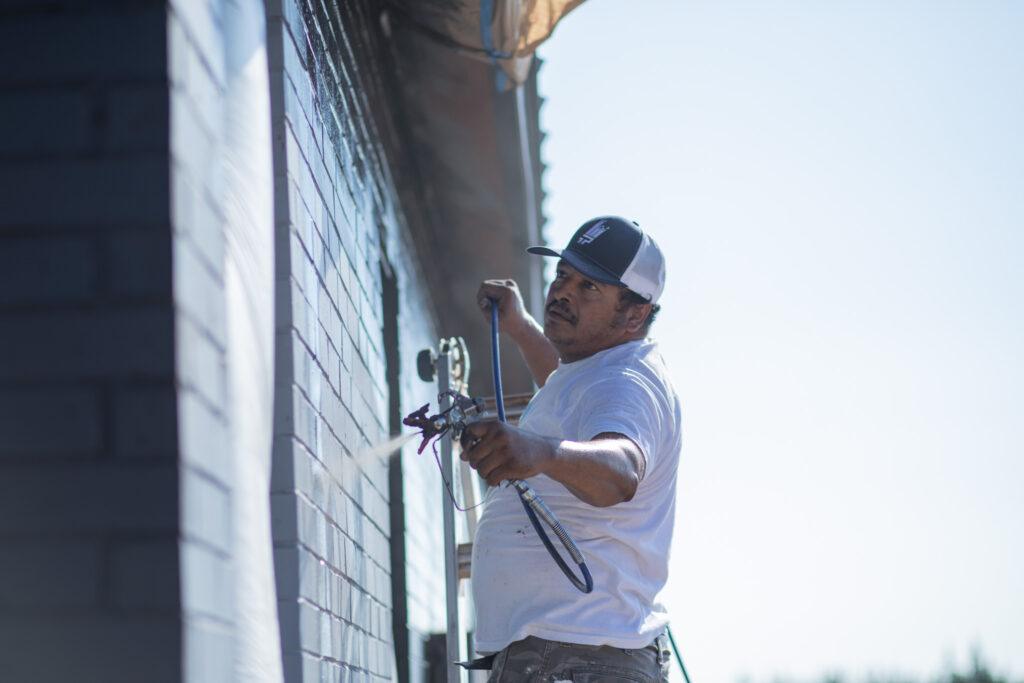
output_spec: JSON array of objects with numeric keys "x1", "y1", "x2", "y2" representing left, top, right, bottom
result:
[
  {"x1": 526, "y1": 245, "x2": 623, "y2": 286},
  {"x1": 526, "y1": 246, "x2": 561, "y2": 258}
]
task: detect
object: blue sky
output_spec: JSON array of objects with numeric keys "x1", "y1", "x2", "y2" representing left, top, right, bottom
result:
[{"x1": 536, "y1": 2, "x2": 1023, "y2": 681}]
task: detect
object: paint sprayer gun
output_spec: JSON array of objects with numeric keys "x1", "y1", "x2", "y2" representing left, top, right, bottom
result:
[
  {"x1": 402, "y1": 390, "x2": 484, "y2": 455},
  {"x1": 402, "y1": 301, "x2": 594, "y2": 595},
  {"x1": 402, "y1": 389, "x2": 593, "y2": 594}
]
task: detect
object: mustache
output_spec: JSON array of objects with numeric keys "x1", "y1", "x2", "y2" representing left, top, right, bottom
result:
[{"x1": 546, "y1": 300, "x2": 577, "y2": 324}]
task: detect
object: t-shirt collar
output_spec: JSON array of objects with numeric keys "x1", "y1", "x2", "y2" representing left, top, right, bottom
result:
[{"x1": 558, "y1": 338, "x2": 650, "y2": 371}]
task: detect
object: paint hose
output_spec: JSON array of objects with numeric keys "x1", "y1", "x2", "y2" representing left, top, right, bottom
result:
[{"x1": 489, "y1": 302, "x2": 593, "y2": 594}]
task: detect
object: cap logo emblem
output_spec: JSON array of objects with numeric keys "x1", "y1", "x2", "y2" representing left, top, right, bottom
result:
[{"x1": 578, "y1": 221, "x2": 610, "y2": 245}]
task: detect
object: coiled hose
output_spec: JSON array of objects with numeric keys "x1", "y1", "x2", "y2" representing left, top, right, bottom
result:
[{"x1": 489, "y1": 303, "x2": 593, "y2": 594}]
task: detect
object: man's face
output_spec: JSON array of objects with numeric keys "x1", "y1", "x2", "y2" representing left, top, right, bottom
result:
[{"x1": 543, "y1": 260, "x2": 646, "y2": 361}]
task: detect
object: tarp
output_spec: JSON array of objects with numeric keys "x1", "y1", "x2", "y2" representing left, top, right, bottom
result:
[{"x1": 392, "y1": 0, "x2": 586, "y2": 84}]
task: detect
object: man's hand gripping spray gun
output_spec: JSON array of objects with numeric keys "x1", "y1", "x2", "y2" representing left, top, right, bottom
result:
[{"x1": 402, "y1": 301, "x2": 593, "y2": 594}]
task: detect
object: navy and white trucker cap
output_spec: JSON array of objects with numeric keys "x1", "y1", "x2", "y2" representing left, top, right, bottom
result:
[{"x1": 527, "y1": 216, "x2": 666, "y2": 304}]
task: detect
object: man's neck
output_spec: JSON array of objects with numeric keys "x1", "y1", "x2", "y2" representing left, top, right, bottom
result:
[{"x1": 558, "y1": 334, "x2": 646, "y2": 364}]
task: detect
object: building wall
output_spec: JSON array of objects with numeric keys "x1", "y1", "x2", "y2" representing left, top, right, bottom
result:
[
  {"x1": 0, "y1": 2, "x2": 181, "y2": 681},
  {"x1": 0, "y1": 1, "x2": 507, "y2": 681},
  {"x1": 166, "y1": 1, "x2": 240, "y2": 680},
  {"x1": 265, "y1": 1, "x2": 445, "y2": 681}
]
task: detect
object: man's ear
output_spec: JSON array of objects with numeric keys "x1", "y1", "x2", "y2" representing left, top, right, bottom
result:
[{"x1": 625, "y1": 303, "x2": 651, "y2": 334}]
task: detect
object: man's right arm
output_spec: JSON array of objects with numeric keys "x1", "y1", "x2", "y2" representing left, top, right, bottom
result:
[{"x1": 476, "y1": 279, "x2": 559, "y2": 386}]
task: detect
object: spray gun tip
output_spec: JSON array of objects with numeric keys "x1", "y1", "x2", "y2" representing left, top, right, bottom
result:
[{"x1": 402, "y1": 403, "x2": 430, "y2": 429}]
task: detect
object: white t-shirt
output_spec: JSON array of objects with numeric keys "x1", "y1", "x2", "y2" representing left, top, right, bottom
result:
[{"x1": 471, "y1": 338, "x2": 682, "y2": 653}]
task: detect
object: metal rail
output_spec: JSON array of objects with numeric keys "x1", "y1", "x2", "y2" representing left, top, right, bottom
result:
[{"x1": 437, "y1": 342, "x2": 464, "y2": 683}]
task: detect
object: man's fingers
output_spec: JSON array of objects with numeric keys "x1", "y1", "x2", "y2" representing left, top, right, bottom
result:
[
  {"x1": 484, "y1": 465, "x2": 512, "y2": 487},
  {"x1": 460, "y1": 423, "x2": 500, "y2": 464},
  {"x1": 477, "y1": 280, "x2": 518, "y2": 312},
  {"x1": 476, "y1": 291, "x2": 500, "y2": 316},
  {"x1": 478, "y1": 285, "x2": 505, "y2": 306},
  {"x1": 474, "y1": 452, "x2": 505, "y2": 480},
  {"x1": 459, "y1": 431, "x2": 484, "y2": 459},
  {"x1": 463, "y1": 438, "x2": 496, "y2": 467},
  {"x1": 464, "y1": 419, "x2": 499, "y2": 440},
  {"x1": 462, "y1": 421, "x2": 481, "y2": 439},
  {"x1": 479, "y1": 282, "x2": 509, "y2": 297},
  {"x1": 461, "y1": 420, "x2": 495, "y2": 442}
]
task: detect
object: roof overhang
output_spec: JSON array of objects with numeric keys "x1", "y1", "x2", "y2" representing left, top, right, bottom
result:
[{"x1": 378, "y1": 8, "x2": 551, "y2": 395}]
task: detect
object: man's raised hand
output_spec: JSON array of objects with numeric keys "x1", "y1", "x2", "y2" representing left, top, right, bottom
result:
[{"x1": 476, "y1": 279, "x2": 530, "y2": 337}]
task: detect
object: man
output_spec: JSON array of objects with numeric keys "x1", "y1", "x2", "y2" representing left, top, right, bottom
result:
[{"x1": 462, "y1": 216, "x2": 682, "y2": 682}]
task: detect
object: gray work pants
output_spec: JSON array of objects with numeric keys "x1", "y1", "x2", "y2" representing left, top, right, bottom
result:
[{"x1": 485, "y1": 633, "x2": 672, "y2": 682}]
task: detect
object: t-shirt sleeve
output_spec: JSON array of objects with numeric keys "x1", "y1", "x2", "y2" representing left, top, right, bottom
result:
[{"x1": 575, "y1": 371, "x2": 666, "y2": 478}]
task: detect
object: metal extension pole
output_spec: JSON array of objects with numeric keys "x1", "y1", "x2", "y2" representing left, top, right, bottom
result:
[{"x1": 437, "y1": 342, "x2": 463, "y2": 683}]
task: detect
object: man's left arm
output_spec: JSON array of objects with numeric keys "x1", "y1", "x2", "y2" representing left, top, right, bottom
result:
[{"x1": 459, "y1": 422, "x2": 644, "y2": 507}]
